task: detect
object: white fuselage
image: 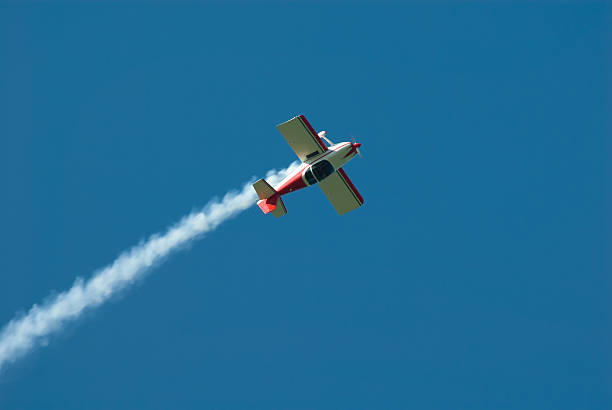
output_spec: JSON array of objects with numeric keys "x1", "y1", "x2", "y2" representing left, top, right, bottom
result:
[
  {"x1": 274, "y1": 141, "x2": 358, "y2": 192},
  {"x1": 306, "y1": 141, "x2": 355, "y2": 169}
]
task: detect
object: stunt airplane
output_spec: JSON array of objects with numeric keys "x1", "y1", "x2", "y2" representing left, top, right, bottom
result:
[{"x1": 253, "y1": 115, "x2": 364, "y2": 217}]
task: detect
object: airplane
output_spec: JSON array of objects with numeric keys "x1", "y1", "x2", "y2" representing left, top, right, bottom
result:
[{"x1": 253, "y1": 115, "x2": 364, "y2": 217}]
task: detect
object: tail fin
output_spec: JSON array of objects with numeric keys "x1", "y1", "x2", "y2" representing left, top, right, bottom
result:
[{"x1": 253, "y1": 179, "x2": 287, "y2": 217}]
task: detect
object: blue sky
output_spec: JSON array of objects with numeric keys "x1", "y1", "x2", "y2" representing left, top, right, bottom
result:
[{"x1": 0, "y1": 3, "x2": 610, "y2": 409}]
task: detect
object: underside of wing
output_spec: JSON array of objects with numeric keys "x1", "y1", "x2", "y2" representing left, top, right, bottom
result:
[
  {"x1": 318, "y1": 168, "x2": 364, "y2": 215},
  {"x1": 276, "y1": 115, "x2": 328, "y2": 162}
]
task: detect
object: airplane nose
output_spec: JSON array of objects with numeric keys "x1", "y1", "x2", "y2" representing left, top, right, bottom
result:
[{"x1": 344, "y1": 140, "x2": 363, "y2": 159}]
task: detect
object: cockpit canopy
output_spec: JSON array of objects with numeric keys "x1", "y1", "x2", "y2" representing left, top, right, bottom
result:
[{"x1": 304, "y1": 160, "x2": 335, "y2": 185}]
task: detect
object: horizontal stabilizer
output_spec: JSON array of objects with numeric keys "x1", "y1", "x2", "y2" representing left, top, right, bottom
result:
[
  {"x1": 271, "y1": 197, "x2": 287, "y2": 217},
  {"x1": 253, "y1": 178, "x2": 276, "y2": 200}
]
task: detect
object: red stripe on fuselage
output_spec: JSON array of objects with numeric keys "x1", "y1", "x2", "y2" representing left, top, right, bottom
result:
[
  {"x1": 276, "y1": 165, "x2": 308, "y2": 195},
  {"x1": 309, "y1": 142, "x2": 350, "y2": 163}
]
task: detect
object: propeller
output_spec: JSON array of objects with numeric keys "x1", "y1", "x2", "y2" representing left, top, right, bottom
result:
[
  {"x1": 351, "y1": 137, "x2": 363, "y2": 158},
  {"x1": 343, "y1": 137, "x2": 363, "y2": 159}
]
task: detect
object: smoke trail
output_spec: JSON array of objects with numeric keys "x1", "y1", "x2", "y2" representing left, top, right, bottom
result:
[{"x1": 0, "y1": 161, "x2": 300, "y2": 372}]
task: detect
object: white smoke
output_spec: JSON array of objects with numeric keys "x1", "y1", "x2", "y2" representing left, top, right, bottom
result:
[{"x1": 0, "y1": 161, "x2": 300, "y2": 373}]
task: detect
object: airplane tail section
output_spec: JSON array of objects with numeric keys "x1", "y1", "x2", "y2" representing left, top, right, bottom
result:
[
  {"x1": 253, "y1": 178, "x2": 276, "y2": 200},
  {"x1": 253, "y1": 179, "x2": 287, "y2": 217}
]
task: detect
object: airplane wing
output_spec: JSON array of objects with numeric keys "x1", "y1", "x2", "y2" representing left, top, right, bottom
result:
[
  {"x1": 276, "y1": 115, "x2": 328, "y2": 162},
  {"x1": 318, "y1": 168, "x2": 364, "y2": 215}
]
